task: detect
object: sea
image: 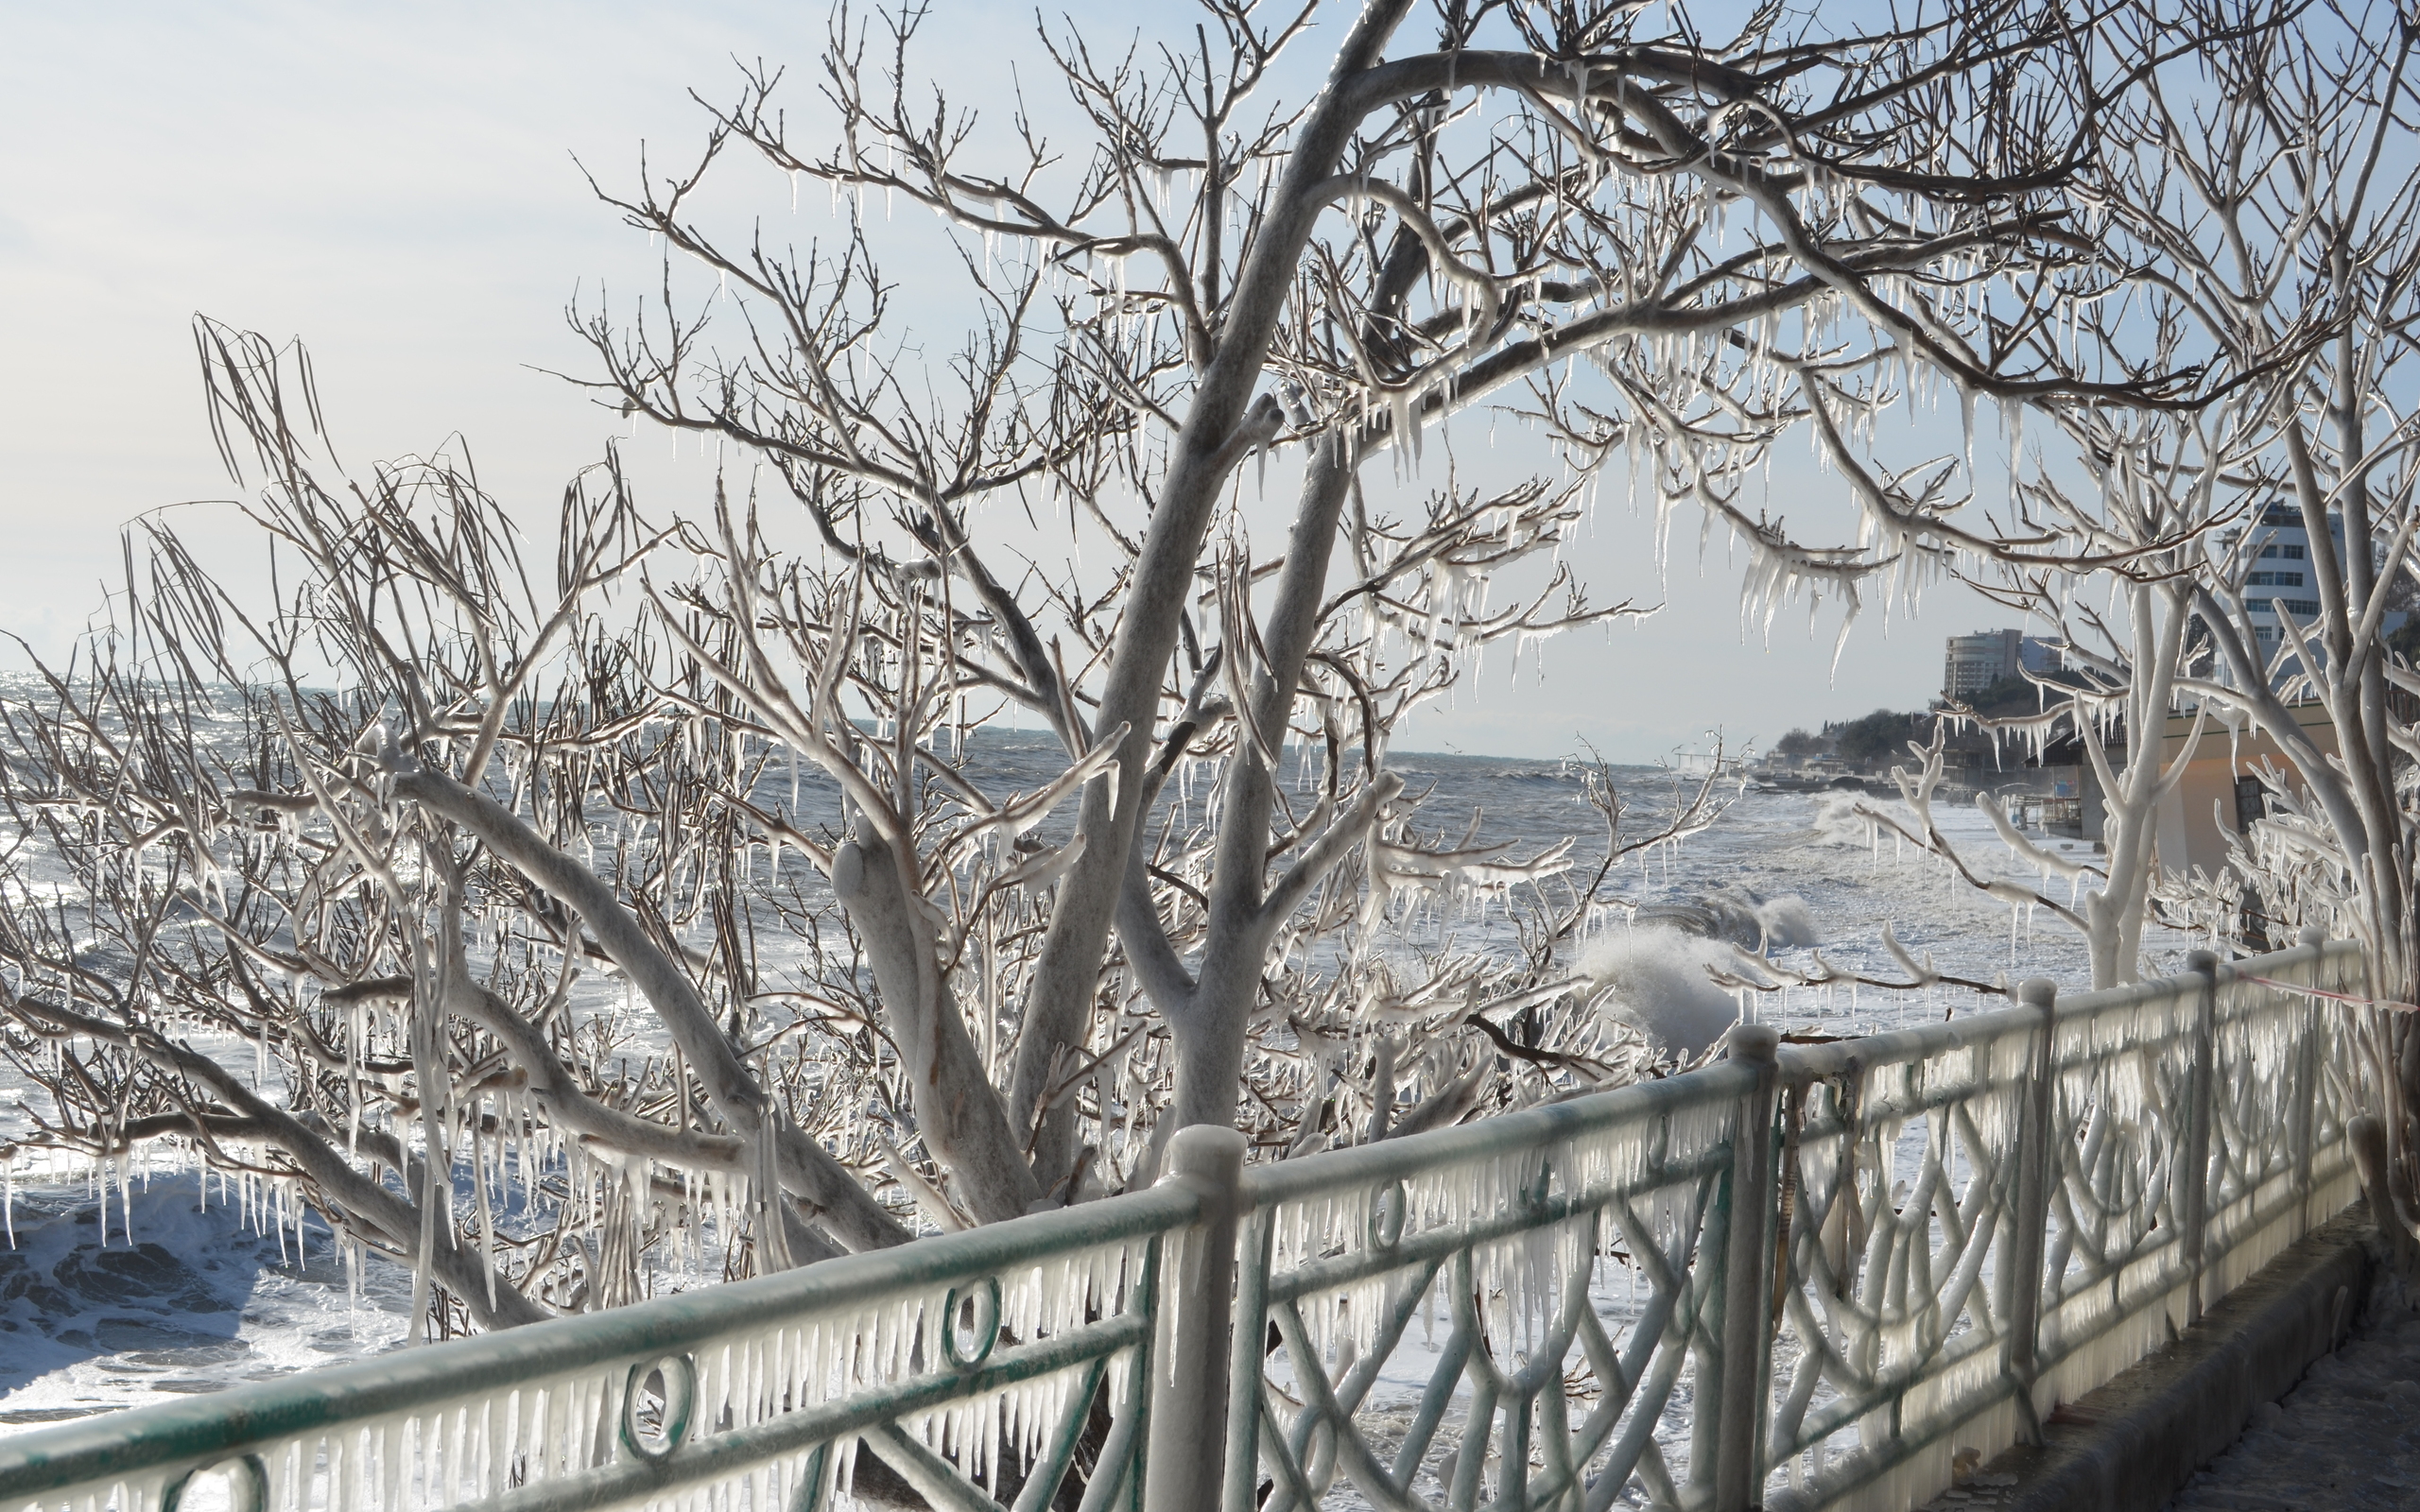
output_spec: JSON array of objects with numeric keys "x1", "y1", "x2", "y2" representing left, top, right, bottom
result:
[{"x1": 0, "y1": 742, "x2": 2176, "y2": 1429}]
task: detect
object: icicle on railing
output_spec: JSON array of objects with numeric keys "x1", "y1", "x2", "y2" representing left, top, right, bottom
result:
[
  {"x1": 0, "y1": 1216, "x2": 1164, "y2": 1512},
  {"x1": 1258, "y1": 1086, "x2": 1738, "y2": 1396}
]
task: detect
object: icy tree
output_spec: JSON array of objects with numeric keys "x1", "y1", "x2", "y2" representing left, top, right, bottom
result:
[
  {"x1": 1833, "y1": 1, "x2": 2420, "y2": 1242},
  {"x1": 0, "y1": 323, "x2": 1684, "y2": 1330},
  {"x1": 1819, "y1": 414, "x2": 2226, "y2": 993},
  {"x1": 0, "y1": 0, "x2": 2219, "y2": 1330},
  {"x1": 2040, "y1": 2, "x2": 2420, "y2": 1250},
  {"x1": 573, "y1": 0, "x2": 2197, "y2": 1154},
  {"x1": 1711, "y1": 1, "x2": 2420, "y2": 1007}
]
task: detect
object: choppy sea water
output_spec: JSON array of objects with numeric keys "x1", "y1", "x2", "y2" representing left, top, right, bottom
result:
[{"x1": 0, "y1": 745, "x2": 2171, "y2": 1427}]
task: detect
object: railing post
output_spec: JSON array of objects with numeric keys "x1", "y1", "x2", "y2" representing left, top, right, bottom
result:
[
  {"x1": 1715, "y1": 1023, "x2": 1780, "y2": 1512},
  {"x1": 1219, "y1": 1208, "x2": 1273, "y2": 1512},
  {"x1": 2181, "y1": 950, "x2": 2220, "y2": 1323},
  {"x1": 2290, "y1": 926, "x2": 2325, "y2": 1232},
  {"x1": 1146, "y1": 1124, "x2": 1247, "y2": 1512},
  {"x1": 2002, "y1": 978, "x2": 2058, "y2": 1443}
]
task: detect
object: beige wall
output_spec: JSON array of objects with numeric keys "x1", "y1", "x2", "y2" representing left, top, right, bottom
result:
[{"x1": 2152, "y1": 705, "x2": 2338, "y2": 876}]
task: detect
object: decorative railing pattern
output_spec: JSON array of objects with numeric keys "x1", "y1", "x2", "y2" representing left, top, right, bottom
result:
[
  {"x1": 0, "y1": 1188, "x2": 1196, "y2": 1512},
  {"x1": 1222, "y1": 1068, "x2": 1753, "y2": 1512},
  {"x1": 1757, "y1": 939, "x2": 2363, "y2": 1510},
  {"x1": 0, "y1": 936, "x2": 2370, "y2": 1512}
]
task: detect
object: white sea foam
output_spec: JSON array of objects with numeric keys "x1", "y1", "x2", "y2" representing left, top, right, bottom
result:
[
  {"x1": 1582, "y1": 926, "x2": 1749, "y2": 1057},
  {"x1": 0, "y1": 1179, "x2": 415, "y2": 1422}
]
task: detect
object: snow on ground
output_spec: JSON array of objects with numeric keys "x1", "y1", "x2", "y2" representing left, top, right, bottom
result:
[{"x1": 2157, "y1": 1282, "x2": 2420, "y2": 1511}]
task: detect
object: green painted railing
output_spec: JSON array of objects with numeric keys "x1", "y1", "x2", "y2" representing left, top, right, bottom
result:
[
  {"x1": 0, "y1": 935, "x2": 2372, "y2": 1512},
  {"x1": 0, "y1": 1185, "x2": 1194, "y2": 1512}
]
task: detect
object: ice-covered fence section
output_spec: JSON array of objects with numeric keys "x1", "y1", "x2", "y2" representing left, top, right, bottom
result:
[
  {"x1": 0, "y1": 1182, "x2": 1198, "y2": 1512},
  {"x1": 0, "y1": 938, "x2": 2371, "y2": 1512},
  {"x1": 1763, "y1": 934, "x2": 2367, "y2": 1512},
  {"x1": 1760, "y1": 1001, "x2": 2036, "y2": 1510},
  {"x1": 1220, "y1": 1059, "x2": 1772, "y2": 1512}
]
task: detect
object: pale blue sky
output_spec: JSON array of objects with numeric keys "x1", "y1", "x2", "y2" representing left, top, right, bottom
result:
[{"x1": 0, "y1": 1, "x2": 2020, "y2": 762}]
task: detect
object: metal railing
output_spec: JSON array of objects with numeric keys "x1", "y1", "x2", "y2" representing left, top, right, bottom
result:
[
  {"x1": 0, "y1": 935, "x2": 2370, "y2": 1512},
  {"x1": 1761, "y1": 933, "x2": 2364, "y2": 1507},
  {"x1": 0, "y1": 1185, "x2": 1195, "y2": 1512}
]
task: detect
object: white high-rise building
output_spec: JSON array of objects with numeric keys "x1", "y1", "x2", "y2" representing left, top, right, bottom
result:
[
  {"x1": 1943, "y1": 628, "x2": 2063, "y2": 700},
  {"x1": 2234, "y1": 502, "x2": 2332, "y2": 648},
  {"x1": 2206, "y1": 502, "x2": 2410, "y2": 695}
]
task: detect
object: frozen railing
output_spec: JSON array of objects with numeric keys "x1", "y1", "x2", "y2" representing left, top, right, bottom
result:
[
  {"x1": 1234, "y1": 934, "x2": 2366, "y2": 1512},
  {"x1": 1760, "y1": 933, "x2": 2364, "y2": 1509},
  {"x1": 0, "y1": 1185, "x2": 1201, "y2": 1512},
  {"x1": 1224, "y1": 1065, "x2": 1757, "y2": 1511},
  {"x1": 0, "y1": 936, "x2": 2369, "y2": 1512}
]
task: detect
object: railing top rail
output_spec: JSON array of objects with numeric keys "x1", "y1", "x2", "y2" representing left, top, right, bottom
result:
[
  {"x1": 1777, "y1": 1005, "x2": 2036, "y2": 1085},
  {"x1": 1239, "y1": 1059, "x2": 1753, "y2": 1212},
  {"x1": 2051, "y1": 937, "x2": 2357, "y2": 1030},
  {"x1": 1775, "y1": 937, "x2": 2358, "y2": 1087},
  {"x1": 0, "y1": 1180, "x2": 1199, "y2": 1500}
]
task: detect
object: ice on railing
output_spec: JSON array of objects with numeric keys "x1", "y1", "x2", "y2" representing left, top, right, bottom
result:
[
  {"x1": 11, "y1": 1477, "x2": 155, "y2": 1512},
  {"x1": 2196, "y1": 959, "x2": 2360, "y2": 1302},
  {"x1": 249, "y1": 1366, "x2": 628, "y2": 1512},
  {"x1": 1771, "y1": 1024, "x2": 2033, "y2": 1503},
  {"x1": 1765, "y1": 953, "x2": 2365, "y2": 1511},
  {"x1": 2028, "y1": 979, "x2": 2206, "y2": 1425},
  {"x1": 2052, "y1": 985, "x2": 2194, "y2": 1132},
  {"x1": 8, "y1": 948, "x2": 2373, "y2": 1512},
  {"x1": 5, "y1": 1232, "x2": 1152, "y2": 1512},
  {"x1": 1267, "y1": 1092, "x2": 1736, "y2": 1372}
]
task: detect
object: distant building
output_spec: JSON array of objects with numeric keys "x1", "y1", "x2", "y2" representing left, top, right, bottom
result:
[
  {"x1": 2047, "y1": 701, "x2": 2377, "y2": 881},
  {"x1": 1944, "y1": 629, "x2": 2062, "y2": 700},
  {"x1": 1944, "y1": 629, "x2": 2017, "y2": 698},
  {"x1": 2226, "y1": 503, "x2": 2332, "y2": 652},
  {"x1": 2210, "y1": 504, "x2": 2409, "y2": 683}
]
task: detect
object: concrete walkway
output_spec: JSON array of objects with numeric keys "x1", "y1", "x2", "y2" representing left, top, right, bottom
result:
[
  {"x1": 1909, "y1": 1211, "x2": 2382, "y2": 1510},
  {"x1": 2162, "y1": 1281, "x2": 2420, "y2": 1511}
]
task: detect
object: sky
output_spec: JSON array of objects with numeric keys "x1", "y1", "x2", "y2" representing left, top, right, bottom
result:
[{"x1": 0, "y1": 1, "x2": 2026, "y2": 764}]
